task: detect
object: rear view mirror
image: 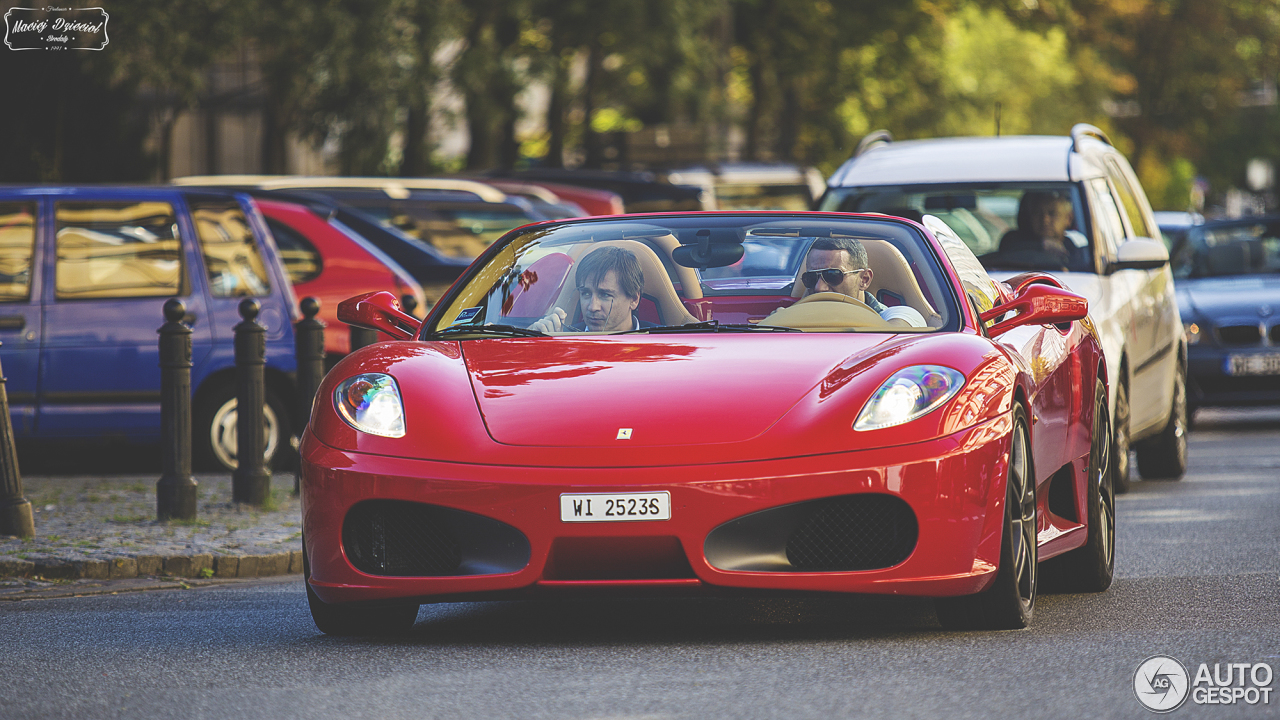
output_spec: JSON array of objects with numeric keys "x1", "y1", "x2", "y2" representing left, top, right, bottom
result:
[
  {"x1": 1111, "y1": 238, "x2": 1169, "y2": 271},
  {"x1": 980, "y1": 282, "x2": 1088, "y2": 337},
  {"x1": 337, "y1": 291, "x2": 422, "y2": 341},
  {"x1": 923, "y1": 194, "x2": 977, "y2": 211}
]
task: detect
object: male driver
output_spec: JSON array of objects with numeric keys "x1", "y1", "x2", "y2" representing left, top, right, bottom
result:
[
  {"x1": 799, "y1": 237, "x2": 926, "y2": 327},
  {"x1": 530, "y1": 246, "x2": 654, "y2": 333}
]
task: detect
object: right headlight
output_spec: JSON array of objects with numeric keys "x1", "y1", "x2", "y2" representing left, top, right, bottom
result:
[
  {"x1": 334, "y1": 373, "x2": 405, "y2": 438},
  {"x1": 854, "y1": 365, "x2": 966, "y2": 431}
]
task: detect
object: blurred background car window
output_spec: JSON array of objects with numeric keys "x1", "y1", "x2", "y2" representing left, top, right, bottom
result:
[
  {"x1": 0, "y1": 203, "x2": 36, "y2": 302},
  {"x1": 265, "y1": 217, "x2": 323, "y2": 285},
  {"x1": 190, "y1": 200, "x2": 271, "y2": 297},
  {"x1": 54, "y1": 202, "x2": 183, "y2": 299}
]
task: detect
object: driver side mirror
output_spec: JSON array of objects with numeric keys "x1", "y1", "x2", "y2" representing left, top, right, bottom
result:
[
  {"x1": 980, "y1": 283, "x2": 1089, "y2": 337},
  {"x1": 1111, "y1": 237, "x2": 1169, "y2": 271},
  {"x1": 337, "y1": 291, "x2": 422, "y2": 341}
]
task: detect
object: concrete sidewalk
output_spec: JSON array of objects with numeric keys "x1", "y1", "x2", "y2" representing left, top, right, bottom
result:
[{"x1": 0, "y1": 473, "x2": 304, "y2": 592}]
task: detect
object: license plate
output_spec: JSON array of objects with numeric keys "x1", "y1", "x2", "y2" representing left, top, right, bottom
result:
[
  {"x1": 1226, "y1": 353, "x2": 1280, "y2": 376},
  {"x1": 560, "y1": 492, "x2": 671, "y2": 522}
]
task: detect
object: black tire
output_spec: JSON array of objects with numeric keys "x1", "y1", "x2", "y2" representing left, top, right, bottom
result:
[
  {"x1": 194, "y1": 379, "x2": 293, "y2": 473},
  {"x1": 1041, "y1": 379, "x2": 1114, "y2": 593},
  {"x1": 1112, "y1": 374, "x2": 1132, "y2": 494},
  {"x1": 303, "y1": 539, "x2": 419, "y2": 636},
  {"x1": 1135, "y1": 358, "x2": 1189, "y2": 480},
  {"x1": 936, "y1": 405, "x2": 1037, "y2": 631}
]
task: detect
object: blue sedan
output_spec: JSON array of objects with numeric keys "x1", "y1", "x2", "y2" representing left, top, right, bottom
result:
[{"x1": 1170, "y1": 216, "x2": 1280, "y2": 415}]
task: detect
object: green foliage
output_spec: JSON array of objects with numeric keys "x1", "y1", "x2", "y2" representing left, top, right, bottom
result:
[{"x1": 5, "y1": 0, "x2": 1280, "y2": 204}]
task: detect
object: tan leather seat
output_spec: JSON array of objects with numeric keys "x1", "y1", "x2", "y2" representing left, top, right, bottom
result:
[
  {"x1": 553, "y1": 239, "x2": 698, "y2": 326},
  {"x1": 791, "y1": 238, "x2": 942, "y2": 326}
]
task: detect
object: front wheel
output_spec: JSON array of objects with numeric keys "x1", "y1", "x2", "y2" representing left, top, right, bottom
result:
[
  {"x1": 1112, "y1": 376, "x2": 1131, "y2": 494},
  {"x1": 936, "y1": 405, "x2": 1037, "y2": 630},
  {"x1": 1041, "y1": 378, "x2": 1114, "y2": 592},
  {"x1": 1135, "y1": 359, "x2": 1189, "y2": 480}
]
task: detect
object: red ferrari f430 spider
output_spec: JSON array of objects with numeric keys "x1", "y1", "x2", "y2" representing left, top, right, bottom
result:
[{"x1": 300, "y1": 211, "x2": 1114, "y2": 634}]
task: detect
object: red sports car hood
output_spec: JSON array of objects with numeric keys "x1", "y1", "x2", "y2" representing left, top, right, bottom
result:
[{"x1": 463, "y1": 335, "x2": 895, "y2": 447}]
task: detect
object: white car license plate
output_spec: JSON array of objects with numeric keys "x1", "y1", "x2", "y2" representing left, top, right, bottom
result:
[
  {"x1": 560, "y1": 492, "x2": 671, "y2": 522},
  {"x1": 1226, "y1": 353, "x2": 1280, "y2": 376}
]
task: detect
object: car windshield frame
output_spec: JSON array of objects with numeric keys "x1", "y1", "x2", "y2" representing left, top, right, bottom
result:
[{"x1": 421, "y1": 212, "x2": 964, "y2": 339}]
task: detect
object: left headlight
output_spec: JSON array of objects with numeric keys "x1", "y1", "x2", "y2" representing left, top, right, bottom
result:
[
  {"x1": 854, "y1": 365, "x2": 966, "y2": 431},
  {"x1": 334, "y1": 373, "x2": 405, "y2": 438}
]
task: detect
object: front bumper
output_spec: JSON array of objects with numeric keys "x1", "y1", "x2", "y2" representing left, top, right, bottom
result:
[
  {"x1": 1188, "y1": 346, "x2": 1280, "y2": 407},
  {"x1": 301, "y1": 413, "x2": 1012, "y2": 605}
]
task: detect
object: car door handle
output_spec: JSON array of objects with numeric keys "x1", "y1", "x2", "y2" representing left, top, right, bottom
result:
[
  {"x1": 183, "y1": 312, "x2": 198, "y2": 326},
  {"x1": 0, "y1": 315, "x2": 25, "y2": 331}
]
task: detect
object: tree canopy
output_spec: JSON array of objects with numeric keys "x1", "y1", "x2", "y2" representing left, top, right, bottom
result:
[{"x1": 2, "y1": 0, "x2": 1278, "y2": 210}]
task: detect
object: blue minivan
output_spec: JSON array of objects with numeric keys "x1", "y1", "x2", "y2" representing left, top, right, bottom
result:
[{"x1": 0, "y1": 187, "x2": 298, "y2": 471}]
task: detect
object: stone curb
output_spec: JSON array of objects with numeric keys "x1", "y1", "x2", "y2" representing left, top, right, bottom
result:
[{"x1": 0, "y1": 551, "x2": 303, "y2": 580}]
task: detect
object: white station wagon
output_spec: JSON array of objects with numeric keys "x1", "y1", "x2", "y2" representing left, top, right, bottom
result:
[{"x1": 820, "y1": 125, "x2": 1187, "y2": 491}]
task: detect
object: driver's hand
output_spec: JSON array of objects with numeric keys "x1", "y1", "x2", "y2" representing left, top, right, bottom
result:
[{"x1": 530, "y1": 307, "x2": 567, "y2": 333}]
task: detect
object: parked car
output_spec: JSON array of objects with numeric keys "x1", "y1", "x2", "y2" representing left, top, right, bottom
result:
[
  {"x1": 256, "y1": 198, "x2": 427, "y2": 359},
  {"x1": 0, "y1": 186, "x2": 298, "y2": 472},
  {"x1": 477, "y1": 180, "x2": 588, "y2": 219},
  {"x1": 487, "y1": 168, "x2": 705, "y2": 212},
  {"x1": 1169, "y1": 216, "x2": 1280, "y2": 417},
  {"x1": 481, "y1": 179, "x2": 624, "y2": 216},
  {"x1": 1154, "y1": 210, "x2": 1204, "y2": 254},
  {"x1": 820, "y1": 125, "x2": 1187, "y2": 491},
  {"x1": 664, "y1": 163, "x2": 826, "y2": 210},
  {"x1": 173, "y1": 176, "x2": 547, "y2": 260},
  {"x1": 300, "y1": 210, "x2": 1113, "y2": 635}
]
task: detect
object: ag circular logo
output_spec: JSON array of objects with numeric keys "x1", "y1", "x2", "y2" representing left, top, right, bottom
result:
[{"x1": 1135, "y1": 655, "x2": 1191, "y2": 713}]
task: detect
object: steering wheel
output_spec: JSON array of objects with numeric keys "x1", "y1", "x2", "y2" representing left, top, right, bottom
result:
[
  {"x1": 761, "y1": 291, "x2": 889, "y2": 330},
  {"x1": 793, "y1": 291, "x2": 877, "y2": 312}
]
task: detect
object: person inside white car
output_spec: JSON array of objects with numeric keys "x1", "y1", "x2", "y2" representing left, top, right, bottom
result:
[{"x1": 998, "y1": 191, "x2": 1091, "y2": 271}]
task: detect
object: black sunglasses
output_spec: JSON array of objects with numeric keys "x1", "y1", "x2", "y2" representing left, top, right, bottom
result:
[{"x1": 801, "y1": 267, "x2": 866, "y2": 290}]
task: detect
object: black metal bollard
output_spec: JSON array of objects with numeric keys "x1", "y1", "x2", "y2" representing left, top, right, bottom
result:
[
  {"x1": 232, "y1": 298, "x2": 270, "y2": 506},
  {"x1": 349, "y1": 323, "x2": 378, "y2": 353},
  {"x1": 293, "y1": 297, "x2": 325, "y2": 494},
  {"x1": 0, "y1": 342, "x2": 34, "y2": 538},
  {"x1": 157, "y1": 299, "x2": 198, "y2": 521}
]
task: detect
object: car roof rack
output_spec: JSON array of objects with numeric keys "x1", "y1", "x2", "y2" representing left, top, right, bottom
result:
[
  {"x1": 1070, "y1": 123, "x2": 1113, "y2": 152},
  {"x1": 854, "y1": 130, "x2": 894, "y2": 158}
]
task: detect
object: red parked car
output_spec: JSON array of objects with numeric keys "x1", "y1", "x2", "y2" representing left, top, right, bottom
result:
[
  {"x1": 257, "y1": 199, "x2": 427, "y2": 358},
  {"x1": 300, "y1": 211, "x2": 1114, "y2": 635}
]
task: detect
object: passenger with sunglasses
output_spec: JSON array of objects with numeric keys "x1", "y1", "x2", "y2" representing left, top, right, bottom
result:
[{"x1": 798, "y1": 237, "x2": 927, "y2": 327}]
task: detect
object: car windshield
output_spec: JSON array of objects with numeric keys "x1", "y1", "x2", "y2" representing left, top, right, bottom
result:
[
  {"x1": 1174, "y1": 220, "x2": 1280, "y2": 279},
  {"x1": 820, "y1": 182, "x2": 1093, "y2": 273},
  {"x1": 426, "y1": 214, "x2": 960, "y2": 337}
]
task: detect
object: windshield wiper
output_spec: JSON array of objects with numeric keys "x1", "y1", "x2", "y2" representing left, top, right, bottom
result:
[
  {"x1": 426, "y1": 323, "x2": 548, "y2": 339},
  {"x1": 619, "y1": 320, "x2": 801, "y2": 334}
]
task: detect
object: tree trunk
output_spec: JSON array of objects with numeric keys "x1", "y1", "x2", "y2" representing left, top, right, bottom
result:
[
  {"x1": 400, "y1": 98, "x2": 430, "y2": 176},
  {"x1": 583, "y1": 43, "x2": 604, "y2": 169}
]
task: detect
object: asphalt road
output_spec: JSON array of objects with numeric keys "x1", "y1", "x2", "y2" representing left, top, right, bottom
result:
[{"x1": 2, "y1": 408, "x2": 1277, "y2": 720}]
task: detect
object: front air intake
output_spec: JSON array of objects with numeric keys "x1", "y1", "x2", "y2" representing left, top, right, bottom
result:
[
  {"x1": 343, "y1": 500, "x2": 530, "y2": 577},
  {"x1": 705, "y1": 494, "x2": 918, "y2": 573},
  {"x1": 784, "y1": 495, "x2": 918, "y2": 571}
]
